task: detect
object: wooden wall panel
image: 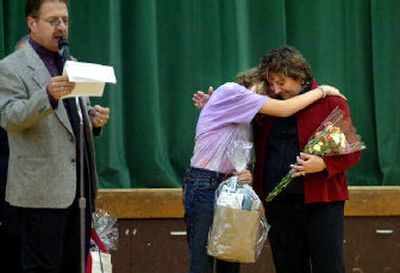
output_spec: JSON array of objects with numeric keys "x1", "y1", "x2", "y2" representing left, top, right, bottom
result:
[{"x1": 96, "y1": 186, "x2": 400, "y2": 218}]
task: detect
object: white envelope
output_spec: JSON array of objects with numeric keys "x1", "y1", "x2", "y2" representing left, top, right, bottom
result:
[{"x1": 62, "y1": 60, "x2": 117, "y2": 98}]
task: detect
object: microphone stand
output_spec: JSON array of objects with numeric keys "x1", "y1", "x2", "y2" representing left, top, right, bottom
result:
[
  {"x1": 75, "y1": 97, "x2": 86, "y2": 273},
  {"x1": 59, "y1": 37, "x2": 88, "y2": 273}
]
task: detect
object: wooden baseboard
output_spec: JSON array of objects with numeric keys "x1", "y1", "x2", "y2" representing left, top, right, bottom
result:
[
  {"x1": 96, "y1": 186, "x2": 400, "y2": 219},
  {"x1": 345, "y1": 186, "x2": 400, "y2": 216},
  {"x1": 96, "y1": 188, "x2": 183, "y2": 219}
]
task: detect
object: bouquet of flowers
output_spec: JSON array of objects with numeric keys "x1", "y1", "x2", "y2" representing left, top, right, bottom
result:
[{"x1": 266, "y1": 106, "x2": 365, "y2": 202}]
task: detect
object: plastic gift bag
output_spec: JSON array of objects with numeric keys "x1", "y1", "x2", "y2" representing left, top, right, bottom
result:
[
  {"x1": 86, "y1": 209, "x2": 119, "y2": 273},
  {"x1": 207, "y1": 140, "x2": 269, "y2": 263},
  {"x1": 92, "y1": 209, "x2": 119, "y2": 251}
]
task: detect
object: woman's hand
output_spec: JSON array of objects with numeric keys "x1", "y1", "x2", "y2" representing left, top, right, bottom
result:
[
  {"x1": 192, "y1": 86, "x2": 213, "y2": 109},
  {"x1": 291, "y1": 153, "x2": 326, "y2": 178}
]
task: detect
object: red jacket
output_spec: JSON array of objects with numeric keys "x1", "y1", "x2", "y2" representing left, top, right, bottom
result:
[{"x1": 253, "y1": 91, "x2": 361, "y2": 204}]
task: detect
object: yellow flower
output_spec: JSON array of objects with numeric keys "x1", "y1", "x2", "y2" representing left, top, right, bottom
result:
[{"x1": 313, "y1": 144, "x2": 321, "y2": 152}]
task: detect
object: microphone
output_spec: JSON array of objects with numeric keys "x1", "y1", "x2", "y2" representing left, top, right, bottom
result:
[
  {"x1": 58, "y1": 38, "x2": 81, "y2": 113},
  {"x1": 58, "y1": 38, "x2": 72, "y2": 63}
]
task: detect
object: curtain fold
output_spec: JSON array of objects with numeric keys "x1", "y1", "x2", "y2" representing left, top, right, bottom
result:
[
  {"x1": 1, "y1": 0, "x2": 398, "y2": 188},
  {"x1": 371, "y1": 0, "x2": 400, "y2": 185}
]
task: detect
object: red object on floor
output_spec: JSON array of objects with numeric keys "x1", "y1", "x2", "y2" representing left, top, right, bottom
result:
[{"x1": 86, "y1": 228, "x2": 109, "y2": 273}]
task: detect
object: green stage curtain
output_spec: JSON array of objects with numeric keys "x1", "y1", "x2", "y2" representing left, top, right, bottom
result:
[{"x1": 1, "y1": 0, "x2": 398, "y2": 188}]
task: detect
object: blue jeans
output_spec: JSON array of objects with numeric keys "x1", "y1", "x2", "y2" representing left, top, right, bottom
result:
[{"x1": 183, "y1": 167, "x2": 240, "y2": 273}]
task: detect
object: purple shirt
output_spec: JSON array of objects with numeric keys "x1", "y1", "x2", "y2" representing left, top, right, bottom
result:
[
  {"x1": 29, "y1": 38, "x2": 60, "y2": 108},
  {"x1": 29, "y1": 38, "x2": 60, "y2": 77},
  {"x1": 190, "y1": 82, "x2": 268, "y2": 173}
]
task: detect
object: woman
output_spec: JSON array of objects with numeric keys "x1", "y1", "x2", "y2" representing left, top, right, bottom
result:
[{"x1": 253, "y1": 46, "x2": 361, "y2": 273}]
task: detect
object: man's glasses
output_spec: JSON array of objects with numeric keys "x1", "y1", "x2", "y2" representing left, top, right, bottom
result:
[{"x1": 40, "y1": 16, "x2": 69, "y2": 27}]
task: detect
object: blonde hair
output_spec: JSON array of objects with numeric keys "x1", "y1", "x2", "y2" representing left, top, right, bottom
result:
[{"x1": 234, "y1": 68, "x2": 268, "y2": 95}]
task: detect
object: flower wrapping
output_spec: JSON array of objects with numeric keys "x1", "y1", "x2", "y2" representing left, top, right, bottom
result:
[
  {"x1": 266, "y1": 106, "x2": 366, "y2": 202},
  {"x1": 207, "y1": 140, "x2": 269, "y2": 263}
]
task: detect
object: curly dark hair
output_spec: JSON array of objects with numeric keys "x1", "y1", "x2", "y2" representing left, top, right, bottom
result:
[
  {"x1": 258, "y1": 46, "x2": 312, "y2": 85},
  {"x1": 25, "y1": 0, "x2": 68, "y2": 18}
]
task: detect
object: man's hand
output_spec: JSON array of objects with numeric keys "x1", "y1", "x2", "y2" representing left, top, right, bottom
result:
[
  {"x1": 89, "y1": 105, "x2": 110, "y2": 128},
  {"x1": 193, "y1": 86, "x2": 213, "y2": 110},
  {"x1": 235, "y1": 169, "x2": 253, "y2": 185},
  {"x1": 47, "y1": 76, "x2": 75, "y2": 100},
  {"x1": 291, "y1": 152, "x2": 326, "y2": 177}
]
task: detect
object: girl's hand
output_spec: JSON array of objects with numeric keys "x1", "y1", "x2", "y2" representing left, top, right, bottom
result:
[{"x1": 235, "y1": 169, "x2": 253, "y2": 185}]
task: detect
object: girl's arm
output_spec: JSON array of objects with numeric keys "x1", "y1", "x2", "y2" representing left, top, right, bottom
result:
[{"x1": 259, "y1": 85, "x2": 345, "y2": 117}]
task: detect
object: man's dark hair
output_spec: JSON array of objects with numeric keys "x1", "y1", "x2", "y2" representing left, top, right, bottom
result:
[
  {"x1": 25, "y1": 0, "x2": 68, "y2": 18},
  {"x1": 258, "y1": 45, "x2": 313, "y2": 85}
]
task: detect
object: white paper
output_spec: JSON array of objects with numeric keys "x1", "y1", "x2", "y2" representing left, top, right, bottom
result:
[
  {"x1": 62, "y1": 60, "x2": 116, "y2": 98},
  {"x1": 90, "y1": 251, "x2": 112, "y2": 273},
  {"x1": 217, "y1": 189, "x2": 244, "y2": 209}
]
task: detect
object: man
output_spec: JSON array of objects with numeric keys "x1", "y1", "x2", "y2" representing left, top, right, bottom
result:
[
  {"x1": 0, "y1": 1, "x2": 110, "y2": 272},
  {"x1": 0, "y1": 34, "x2": 30, "y2": 273},
  {"x1": 253, "y1": 46, "x2": 361, "y2": 273}
]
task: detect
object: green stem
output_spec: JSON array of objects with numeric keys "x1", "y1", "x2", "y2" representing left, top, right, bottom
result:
[{"x1": 266, "y1": 168, "x2": 297, "y2": 202}]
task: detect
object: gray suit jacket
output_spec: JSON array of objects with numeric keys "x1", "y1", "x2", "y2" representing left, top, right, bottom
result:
[{"x1": 0, "y1": 43, "x2": 98, "y2": 208}]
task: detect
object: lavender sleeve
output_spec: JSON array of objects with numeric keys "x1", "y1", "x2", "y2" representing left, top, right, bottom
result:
[{"x1": 196, "y1": 83, "x2": 268, "y2": 137}]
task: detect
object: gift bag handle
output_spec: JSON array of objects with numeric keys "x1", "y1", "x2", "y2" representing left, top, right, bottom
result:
[{"x1": 86, "y1": 227, "x2": 109, "y2": 273}]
